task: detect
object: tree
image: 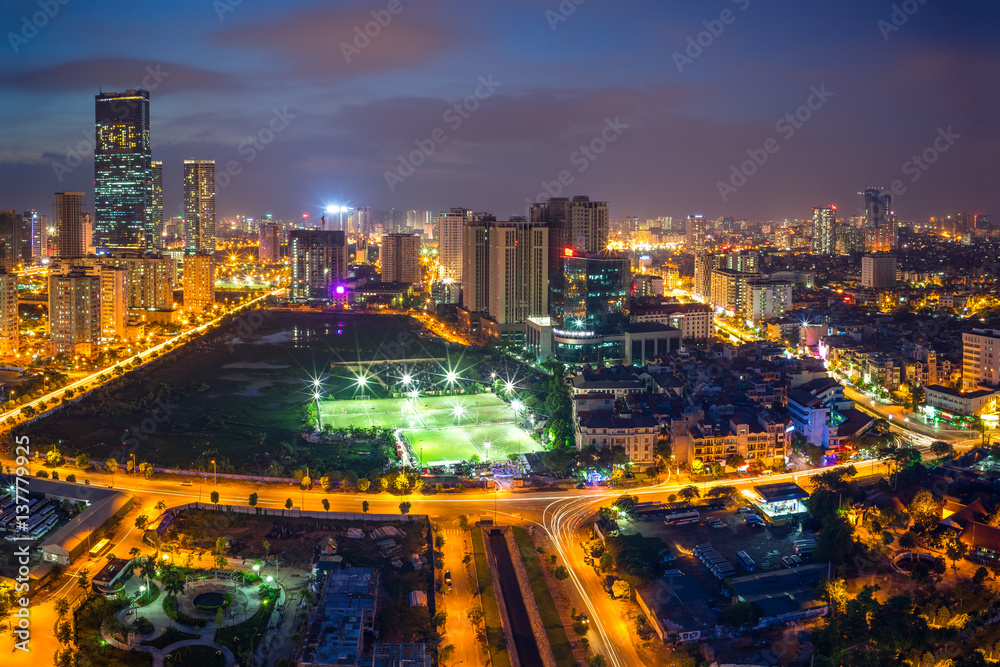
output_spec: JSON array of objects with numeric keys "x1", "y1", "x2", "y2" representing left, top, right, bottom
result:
[
  {"x1": 210, "y1": 490, "x2": 220, "y2": 509},
  {"x1": 438, "y1": 644, "x2": 456, "y2": 665},
  {"x1": 357, "y1": 478, "x2": 371, "y2": 492},
  {"x1": 590, "y1": 656, "x2": 608, "y2": 667},
  {"x1": 945, "y1": 535, "x2": 968, "y2": 572},
  {"x1": 45, "y1": 446, "x2": 61, "y2": 466},
  {"x1": 138, "y1": 462, "x2": 154, "y2": 479},
  {"x1": 721, "y1": 601, "x2": 763, "y2": 629},
  {"x1": 613, "y1": 495, "x2": 639, "y2": 513},
  {"x1": 431, "y1": 611, "x2": 447, "y2": 627},
  {"x1": 162, "y1": 568, "x2": 186, "y2": 598},
  {"x1": 726, "y1": 453, "x2": 745, "y2": 470},
  {"x1": 284, "y1": 498, "x2": 293, "y2": 515},
  {"x1": 104, "y1": 458, "x2": 118, "y2": 486},
  {"x1": 248, "y1": 492, "x2": 258, "y2": 512},
  {"x1": 399, "y1": 501, "x2": 412, "y2": 515},
  {"x1": 554, "y1": 566, "x2": 569, "y2": 580},
  {"x1": 599, "y1": 552, "x2": 613, "y2": 571},
  {"x1": 262, "y1": 540, "x2": 271, "y2": 560},
  {"x1": 907, "y1": 489, "x2": 943, "y2": 533},
  {"x1": 138, "y1": 556, "x2": 158, "y2": 595},
  {"x1": 678, "y1": 485, "x2": 700, "y2": 502},
  {"x1": 319, "y1": 476, "x2": 330, "y2": 492},
  {"x1": 134, "y1": 514, "x2": 149, "y2": 531},
  {"x1": 467, "y1": 606, "x2": 484, "y2": 626},
  {"x1": 707, "y1": 485, "x2": 738, "y2": 506},
  {"x1": 611, "y1": 579, "x2": 630, "y2": 599},
  {"x1": 362, "y1": 500, "x2": 370, "y2": 514},
  {"x1": 155, "y1": 500, "x2": 167, "y2": 512},
  {"x1": 77, "y1": 568, "x2": 90, "y2": 592},
  {"x1": 434, "y1": 535, "x2": 446, "y2": 550},
  {"x1": 321, "y1": 498, "x2": 330, "y2": 513},
  {"x1": 215, "y1": 607, "x2": 224, "y2": 627},
  {"x1": 573, "y1": 620, "x2": 590, "y2": 636},
  {"x1": 75, "y1": 454, "x2": 89, "y2": 469},
  {"x1": 394, "y1": 472, "x2": 411, "y2": 494},
  {"x1": 54, "y1": 598, "x2": 70, "y2": 624},
  {"x1": 930, "y1": 441, "x2": 955, "y2": 460}
]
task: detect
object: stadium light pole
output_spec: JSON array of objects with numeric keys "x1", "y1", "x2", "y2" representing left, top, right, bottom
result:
[
  {"x1": 446, "y1": 370, "x2": 459, "y2": 394},
  {"x1": 313, "y1": 391, "x2": 322, "y2": 430}
]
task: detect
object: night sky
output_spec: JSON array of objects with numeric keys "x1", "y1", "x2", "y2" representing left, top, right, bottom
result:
[{"x1": 0, "y1": 0, "x2": 996, "y2": 223}]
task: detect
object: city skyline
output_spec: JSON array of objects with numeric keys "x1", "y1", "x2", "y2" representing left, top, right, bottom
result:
[{"x1": 0, "y1": 1, "x2": 995, "y2": 222}]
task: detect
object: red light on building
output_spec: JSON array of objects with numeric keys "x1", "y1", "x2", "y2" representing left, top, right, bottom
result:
[
  {"x1": 564, "y1": 247, "x2": 574, "y2": 257},
  {"x1": 830, "y1": 205, "x2": 837, "y2": 210}
]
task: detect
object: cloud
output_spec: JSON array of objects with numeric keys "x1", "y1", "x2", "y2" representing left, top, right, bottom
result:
[
  {"x1": 0, "y1": 58, "x2": 243, "y2": 94},
  {"x1": 210, "y1": 5, "x2": 453, "y2": 78}
]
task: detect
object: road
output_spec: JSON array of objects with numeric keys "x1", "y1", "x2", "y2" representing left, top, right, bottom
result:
[
  {"x1": 439, "y1": 522, "x2": 481, "y2": 667},
  {"x1": 0, "y1": 289, "x2": 279, "y2": 426}
]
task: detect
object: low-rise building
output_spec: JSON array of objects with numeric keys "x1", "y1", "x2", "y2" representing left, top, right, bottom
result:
[
  {"x1": 924, "y1": 384, "x2": 1000, "y2": 417},
  {"x1": 575, "y1": 415, "x2": 659, "y2": 464}
]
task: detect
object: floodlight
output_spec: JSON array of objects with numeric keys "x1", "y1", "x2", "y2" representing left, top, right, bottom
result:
[
  {"x1": 402, "y1": 374, "x2": 412, "y2": 386},
  {"x1": 446, "y1": 371, "x2": 458, "y2": 384},
  {"x1": 357, "y1": 376, "x2": 368, "y2": 387},
  {"x1": 313, "y1": 392, "x2": 321, "y2": 401},
  {"x1": 512, "y1": 400, "x2": 524, "y2": 413},
  {"x1": 504, "y1": 381, "x2": 515, "y2": 394}
]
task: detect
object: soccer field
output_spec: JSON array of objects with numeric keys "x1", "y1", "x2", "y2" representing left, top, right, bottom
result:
[
  {"x1": 402, "y1": 422, "x2": 541, "y2": 466},
  {"x1": 319, "y1": 393, "x2": 517, "y2": 431}
]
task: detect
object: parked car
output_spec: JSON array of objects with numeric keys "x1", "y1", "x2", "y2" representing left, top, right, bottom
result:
[
  {"x1": 444, "y1": 570, "x2": 452, "y2": 585},
  {"x1": 737, "y1": 507, "x2": 754, "y2": 514},
  {"x1": 179, "y1": 481, "x2": 193, "y2": 486}
]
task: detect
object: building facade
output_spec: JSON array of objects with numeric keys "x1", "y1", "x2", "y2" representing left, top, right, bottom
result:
[
  {"x1": 963, "y1": 328, "x2": 1000, "y2": 390},
  {"x1": 52, "y1": 192, "x2": 87, "y2": 260},
  {"x1": 380, "y1": 233, "x2": 421, "y2": 284},
  {"x1": 183, "y1": 253, "x2": 215, "y2": 314},
  {"x1": 258, "y1": 223, "x2": 280, "y2": 263},
  {"x1": 860, "y1": 253, "x2": 896, "y2": 288},
  {"x1": 150, "y1": 160, "x2": 163, "y2": 247},
  {"x1": 0, "y1": 271, "x2": 17, "y2": 355},
  {"x1": 436, "y1": 208, "x2": 469, "y2": 281},
  {"x1": 183, "y1": 159, "x2": 216, "y2": 252},
  {"x1": 811, "y1": 205, "x2": 836, "y2": 255},
  {"x1": 289, "y1": 230, "x2": 349, "y2": 301},
  {"x1": 94, "y1": 90, "x2": 152, "y2": 250},
  {"x1": 49, "y1": 270, "x2": 101, "y2": 357}
]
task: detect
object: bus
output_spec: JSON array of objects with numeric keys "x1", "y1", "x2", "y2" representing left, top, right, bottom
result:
[
  {"x1": 89, "y1": 538, "x2": 111, "y2": 560},
  {"x1": 28, "y1": 515, "x2": 58, "y2": 540},
  {"x1": 736, "y1": 551, "x2": 755, "y2": 572},
  {"x1": 664, "y1": 511, "x2": 700, "y2": 527}
]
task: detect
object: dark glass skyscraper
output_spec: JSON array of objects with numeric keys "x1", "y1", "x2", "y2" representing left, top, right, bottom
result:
[
  {"x1": 94, "y1": 89, "x2": 152, "y2": 250},
  {"x1": 560, "y1": 251, "x2": 630, "y2": 335}
]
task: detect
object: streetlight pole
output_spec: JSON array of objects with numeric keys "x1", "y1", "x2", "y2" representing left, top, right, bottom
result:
[{"x1": 212, "y1": 460, "x2": 217, "y2": 485}]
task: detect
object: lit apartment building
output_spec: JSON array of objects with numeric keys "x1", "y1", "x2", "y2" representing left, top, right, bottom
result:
[
  {"x1": 860, "y1": 253, "x2": 896, "y2": 289},
  {"x1": 631, "y1": 302, "x2": 713, "y2": 341},
  {"x1": 380, "y1": 233, "x2": 421, "y2": 284},
  {"x1": 710, "y1": 268, "x2": 760, "y2": 314},
  {"x1": 745, "y1": 279, "x2": 793, "y2": 323},
  {"x1": 183, "y1": 253, "x2": 215, "y2": 314},
  {"x1": 811, "y1": 206, "x2": 836, "y2": 255},
  {"x1": 49, "y1": 270, "x2": 101, "y2": 357},
  {"x1": 289, "y1": 230, "x2": 349, "y2": 301},
  {"x1": 259, "y1": 223, "x2": 280, "y2": 263},
  {"x1": 963, "y1": 328, "x2": 1000, "y2": 390},
  {"x1": 0, "y1": 271, "x2": 17, "y2": 355},
  {"x1": 97, "y1": 265, "x2": 128, "y2": 342},
  {"x1": 686, "y1": 414, "x2": 788, "y2": 467},
  {"x1": 436, "y1": 208, "x2": 470, "y2": 280},
  {"x1": 575, "y1": 415, "x2": 659, "y2": 464}
]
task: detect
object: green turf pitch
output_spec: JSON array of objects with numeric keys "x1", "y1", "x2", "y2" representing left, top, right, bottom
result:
[
  {"x1": 402, "y1": 422, "x2": 541, "y2": 466},
  {"x1": 319, "y1": 393, "x2": 517, "y2": 430}
]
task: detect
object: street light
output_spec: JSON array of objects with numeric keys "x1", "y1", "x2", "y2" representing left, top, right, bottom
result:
[{"x1": 212, "y1": 459, "x2": 217, "y2": 485}]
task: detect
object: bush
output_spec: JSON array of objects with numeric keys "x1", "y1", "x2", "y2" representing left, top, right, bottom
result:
[
  {"x1": 66, "y1": 474, "x2": 76, "y2": 483},
  {"x1": 132, "y1": 616, "x2": 154, "y2": 634},
  {"x1": 163, "y1": 596, "x2": 208, "y2": 627},
  {"x1": 35, "y1": 470, "x2": 49, "y2": 478}
]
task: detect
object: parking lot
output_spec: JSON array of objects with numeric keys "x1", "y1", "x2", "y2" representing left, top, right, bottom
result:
[{"x1": 619, "y1": 506, "x2": 818, "y2": 600}]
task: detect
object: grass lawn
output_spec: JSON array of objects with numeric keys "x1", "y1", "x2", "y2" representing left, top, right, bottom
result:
[
  {"x1": 140, "y1": 627, "x2": 199, "y2": 650},
  {"x1": 403, "y1": 422, "x2": 540, "y2": 466},
  {"x1": 164, "y1": 644, "x2": 227, "y2": 667},
  {"x1": 471, "y1": 529, "x2": 512, "y2": 667},
  {"x1": 512, "y1": 527, "x2": 576, "y2": 667},
  {"x1": 320, "y1": 392, "x2": 515, "y2": 431}
]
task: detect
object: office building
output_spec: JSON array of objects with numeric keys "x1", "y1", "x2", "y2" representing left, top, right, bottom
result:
[
  {"x1": 52, "y1": 192, "x2": 87, "y2": 260},
  {"x1": 561, "y1": 251, "x2": 630, "y2": 335},
  {"x1": 963, "y1": 328, "x2": 1000, "y2": 390},
  {"x1": 0, "y1": 271, "x2": 17, "y2": 355},
  {"x1": 183, "y1": 253, "x2": 215, "y2": 314},
  {"x1": 685, "y1": 215, "x2": 709, "y2": 252},
  {"x1": 49, "y1": 270, "x2": 101, "y2": 357},
  {"x1": 150, "y1": 161, "x2": 163, "y2": 247},
  {"x1": 692, "y1": 253, "x2": 716, "y2": 301},
  {"x1": 723, "y1": 250, "x2": 759, "y2": 274},
  {"x1": 462, "y1": 219, "x2": 548, "y2": 337},
  {"x1": 259, "y1": 223, "x2": 281, "y2": 263},
  {"x1": 811, "y1": 206, "x2": 836, "y2": 255},
  {"x1": 633, "y1": 274, "x2": 664, "y2": 298},
  {"x1": 860, "y1": 253, "x2": 896, "y2": 289},
  {"x1": 380, "y1": 233, "x2": 421, "y2": 284},
  {"x1": 94, "y1": 89, "x2": 152, "y2": 250},
  {"x1": 530, "y1": 196, "x2": 609, "y2": 316},
  {"x1": 746, "y1": 278, "x2": 794, "y2": 322},
  {"x1": 289, "y1": 230, "x2": 349, "y2": 301},
  {"x1": 24, "y1": 210, "x2": 43, "y2": 261},
  {"x1": 184, "y1": 159, "x2": 216, "y2": 252},
  {"x1": 437, "y1": 208, "x2": 470, "y2": 281},
  {"x1": 862, "y1": 188, "x2": 895, "y2": 252}
]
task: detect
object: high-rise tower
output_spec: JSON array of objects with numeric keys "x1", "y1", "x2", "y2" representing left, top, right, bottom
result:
[
  {"x1": 184, "y1": 160, "x2": 216, "y2": 252},
  {"x1": 150, "y1": 161, "x2": 163, "y2": 247},
  {"x1": 811, "y1": 206, "x2": 837, "y2": 255},
  {"x1": 52, "y1": 192, "x2": 87, "y2": 260},
  {"x1": 94, "y1": 90, "x2": 152, "y2": 250}
]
